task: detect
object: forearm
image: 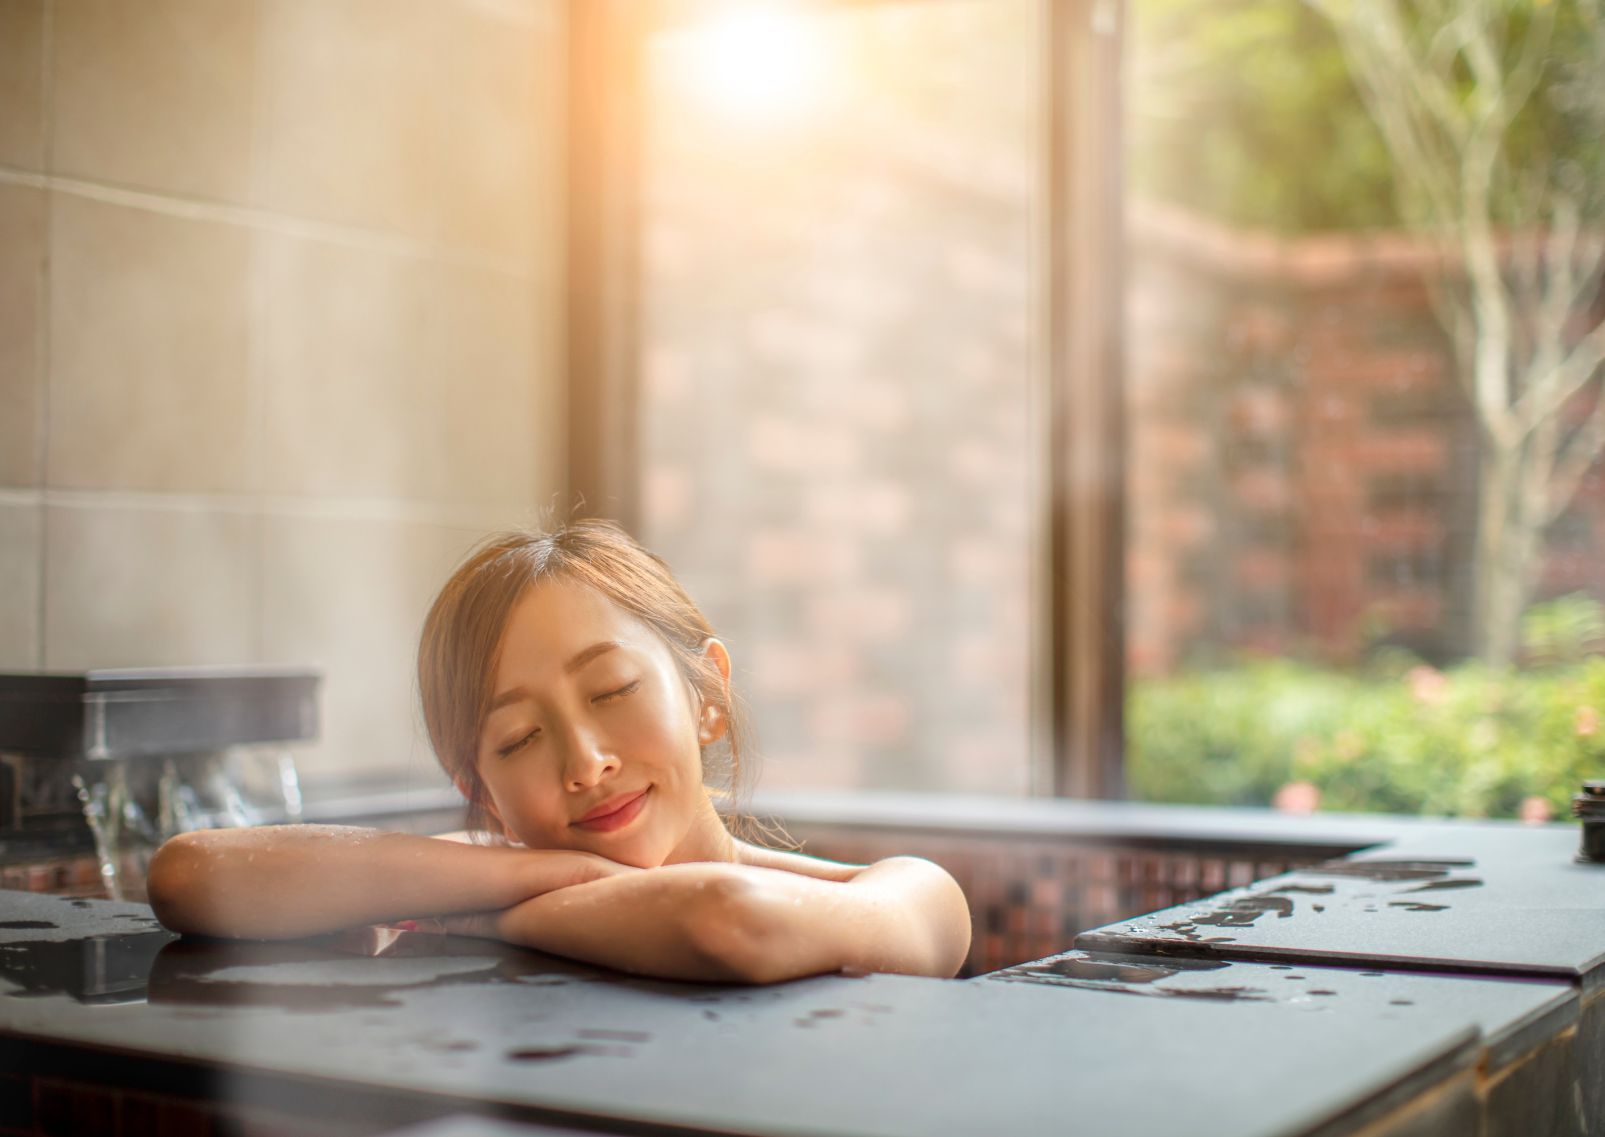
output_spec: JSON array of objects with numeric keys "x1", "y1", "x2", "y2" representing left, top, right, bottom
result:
[
  {"x1": 484, "y1": 858, "x2": 969, "y2": 984},
  {"x1": 147, "y1": 825, "x2": 621, "y2": 940},
  {"x1": 490, "y1": 862, "x2": 837, "y2": 982}
]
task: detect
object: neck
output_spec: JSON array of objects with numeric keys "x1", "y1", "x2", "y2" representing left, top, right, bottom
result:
[{"x1": 663, "y1": 793, "x2": 737, "y2": 864}]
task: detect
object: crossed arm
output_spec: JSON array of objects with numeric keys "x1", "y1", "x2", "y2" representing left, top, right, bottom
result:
[
  {"x1": 440, "y1": 855, "x2": 971, "y2": 983},
  {"x1": 146, "y1": 827, "x2": 972, "y2": 983}
]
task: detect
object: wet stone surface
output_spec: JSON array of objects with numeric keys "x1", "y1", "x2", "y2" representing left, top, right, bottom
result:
[
  {"x1": 0, "y1": 888, "x2": 1518, "y2": 1137},
  {"x1": 985, "y1": 949, "x2": 1574, "y2": 1061},
  {"x1": 1077, "y1": 826, "x2": 1605, "y2": 985}
]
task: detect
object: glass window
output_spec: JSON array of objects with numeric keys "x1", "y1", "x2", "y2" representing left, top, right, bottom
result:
[
  {"x1": 1125, "y1": 0, "x2": 1605, "y2": 820},
  {"x1": 636, "y1": 0, "x2": 1042, "y2": 793}
]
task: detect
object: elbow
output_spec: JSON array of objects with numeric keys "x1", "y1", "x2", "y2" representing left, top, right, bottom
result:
[
  {"x1": 679, "y1": 873, "x2": 785, "y2": 984},
  {"x1": 866, "y1": 856, "x2": 973, "y2": 979},
  {"x1": 145, "y1": 832, "x2": 212, "y2": 935}
]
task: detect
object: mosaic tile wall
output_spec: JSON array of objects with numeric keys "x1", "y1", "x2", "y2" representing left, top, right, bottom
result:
[{"x1": 780, "y1": 822, "x2": 1333, "y2": 976}]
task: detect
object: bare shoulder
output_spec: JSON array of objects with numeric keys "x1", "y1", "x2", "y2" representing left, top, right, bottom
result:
[
  {"x1": 430, "y1": 830, "x2": 518, "y2": 846},
  {"x1": 733, "y1": 840, "x2": 865, "y2": 882}
]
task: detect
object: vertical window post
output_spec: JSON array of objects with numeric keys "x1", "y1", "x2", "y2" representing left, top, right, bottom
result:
[
  {"x1": 1043, "y1": 0, "x2": 1126, "y2": 798},
  {"x1": 565, "y1": 0, "x2": 644, "y2": 530}
]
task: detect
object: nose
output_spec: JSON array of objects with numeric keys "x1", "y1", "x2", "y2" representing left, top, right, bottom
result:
[{"x1": 559, "y1": 723, "x2": 620, "y2": 792}]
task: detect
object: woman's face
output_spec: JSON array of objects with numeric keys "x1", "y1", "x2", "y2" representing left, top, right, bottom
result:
[{"x1": 472, "y1": 576, "x2": 724, "y2": 868}]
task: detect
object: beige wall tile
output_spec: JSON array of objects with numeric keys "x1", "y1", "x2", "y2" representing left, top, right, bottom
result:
[
  {"x1": 259, "y1": 512, "x2": 472, "y2": 785},
  {"x1": 51, "y1": 0, "x2": 256, "y2": 202},
  {"x1": 435, "y1": 0, "x2": 555, "y2": 258},
  {"x1": 0, "y1": 502, "x2": 42, "y2": 668},
  {"x1": 43, "y1": 504, "x2": 258, "y2": 670},
  {"x1": 255, "y1": 0, "x2": 442, "y2": 239},
  {"x1": 0, "y1": 0, "x2": 44, "y2": 171},
  {"x1": 0, "y1": 184, "x2": 44, "y2": 487},
  {"x1": 48, "y1": 195, "x2": 254, "y2": 493},
  {"x1": 257, "y1": 230, "x2": 443, "y2": 499},
  {"x1": 433, "y1": 266, "x2": 554, "y2": 506}
]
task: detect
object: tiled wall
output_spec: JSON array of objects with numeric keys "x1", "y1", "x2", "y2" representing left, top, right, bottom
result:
[{"x1": 0, "y1": 0, "x2": 566, "y2": 792}]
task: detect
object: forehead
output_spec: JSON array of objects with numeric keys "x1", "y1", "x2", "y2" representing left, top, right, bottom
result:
[{"x1": 495, "y1": 575, "x2": 655, "y2": 675}]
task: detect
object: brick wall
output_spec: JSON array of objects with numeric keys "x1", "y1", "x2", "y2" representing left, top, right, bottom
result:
[{"x1": 1128, "y1": 204, "x2": 1605, "y2": 674}]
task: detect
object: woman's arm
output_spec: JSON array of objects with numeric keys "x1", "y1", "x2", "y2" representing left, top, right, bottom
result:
[
  {"x1": 447, "y1": 856, "x2": 972, "y2": 983},
  {"x1": 146, "y1": 825, "x2": 635, "y2": 941}
]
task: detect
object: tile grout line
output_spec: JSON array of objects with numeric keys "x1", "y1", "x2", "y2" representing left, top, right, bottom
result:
[
  {"x1": 0, "y1": 165, "x2": 540, "y2": 285},
  {"x1": 27, "y1": 487, "x2": 531, "y2": 529}
]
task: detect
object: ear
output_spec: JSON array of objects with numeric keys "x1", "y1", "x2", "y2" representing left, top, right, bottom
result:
[
  {"x1": 701, "y1": 637, "x2": 731, "y2": 685},
  {"x1": 697, "y1": 638, "x2": 732, "y2": 746}
]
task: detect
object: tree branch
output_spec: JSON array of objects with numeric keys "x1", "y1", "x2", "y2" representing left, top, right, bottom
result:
[{"x1": 1546, "y1": 382, "x2": 1605, "y2": 526}]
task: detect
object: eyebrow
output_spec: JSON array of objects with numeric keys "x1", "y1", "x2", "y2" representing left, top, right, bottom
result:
[{"x1": 485, "y1": 641, "x2": 625, "y2": 715}]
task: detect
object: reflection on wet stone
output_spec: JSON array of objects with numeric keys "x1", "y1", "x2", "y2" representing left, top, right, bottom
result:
[
  {"x1": 1189, "y1": 895, "x2": 1295, "y2": 927},
  {"x1": 1304, "y1": 858, "x2": 1476, "y2": 882},
  {"x1": 0, "y1": 929, "x2": 176, "y2": 1004}
]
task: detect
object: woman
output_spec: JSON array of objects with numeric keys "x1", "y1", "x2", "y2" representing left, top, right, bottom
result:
[{"x1": 148, "y1": 521, "x2": 972, "y2": 983}]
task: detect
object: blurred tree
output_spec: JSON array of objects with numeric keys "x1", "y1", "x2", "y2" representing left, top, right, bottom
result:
[
  {"x1": 1131, "y1": 0, "x2": 1605, "y2": 667},
  {"x1": 1305, "y1": 0, "x2": 1605, "y2": 666}
]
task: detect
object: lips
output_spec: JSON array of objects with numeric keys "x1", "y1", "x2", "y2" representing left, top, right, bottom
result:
[{"x1": 572, "y1": 787, "x2": 649, "y2": 833}]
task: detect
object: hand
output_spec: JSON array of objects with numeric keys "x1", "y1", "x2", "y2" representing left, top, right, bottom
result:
[
  {"x1": 515, "y1": 848, "x2": 642, "y2": 897},
  {"x1": 444, "y1": 852, "x2": 641, "y2": 943}
]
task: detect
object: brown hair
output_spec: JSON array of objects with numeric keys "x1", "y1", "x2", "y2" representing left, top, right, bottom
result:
[{"x1": 416, "y1": 519, "x2": 753, "y2": 837}]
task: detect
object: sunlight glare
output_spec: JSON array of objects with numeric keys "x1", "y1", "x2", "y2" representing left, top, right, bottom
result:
[{"x1": 671, "y1": 3, "x2": 832, "y2": 123}]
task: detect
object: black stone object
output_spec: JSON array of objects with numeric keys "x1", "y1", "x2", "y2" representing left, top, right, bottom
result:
[
  {"x1": 1575, "y1": 781, "x2": 1605, "y2": 864},
  {"x1": 0, "y1": 667, "x2": 320, "y2": 762}
]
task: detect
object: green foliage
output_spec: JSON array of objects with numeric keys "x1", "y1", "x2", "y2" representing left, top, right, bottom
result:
[
  {"x1": 1522, "y1": 593, "x2": 1605, "y2": 665},
  {"x1": 1129, "y1": 0, "x2": 1398, "y2": 232},
  {"x1": 1129, "y1": 0, "x2": 1605, "y2": 234},
  {"x1": 1128, "y1": 657, "x2": 1605, "y2": 818}
]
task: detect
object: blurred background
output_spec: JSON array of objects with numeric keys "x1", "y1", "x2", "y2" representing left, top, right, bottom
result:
[{"x1": 1, "y1": 0, "x2": 1600, "y2": 821}]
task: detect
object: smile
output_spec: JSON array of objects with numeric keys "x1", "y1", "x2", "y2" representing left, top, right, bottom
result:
[{"x1": 572, "y1": 787, "x2": 650, "y2": 833}]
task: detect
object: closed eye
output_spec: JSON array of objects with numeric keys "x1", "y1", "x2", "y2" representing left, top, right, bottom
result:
[
  {"x1": 497, "y1": 728, "x2": 539, "y2": 758},
  {"x1": 594, "y1": 680, "x2": 640, "y2": 704}
]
